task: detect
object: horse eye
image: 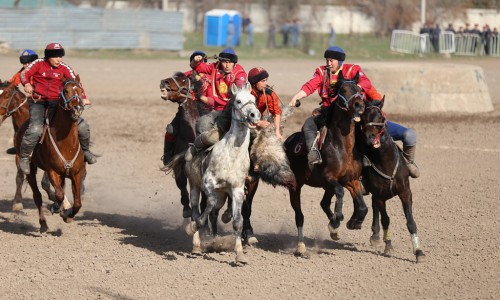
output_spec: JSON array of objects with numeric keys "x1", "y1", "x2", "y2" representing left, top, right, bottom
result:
[{"x1": 236, "y1": 100, "x2": 241, "y2": 104}]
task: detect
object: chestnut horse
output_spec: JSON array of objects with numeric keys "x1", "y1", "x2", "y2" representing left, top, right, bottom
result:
[
  {"x1": 0, "y1": 81, "x2": 59, "y2": 211},
  {"x1": 14, "y1": 76, "x2": 86, "y2": 232},
  {"x1": 284, "y1": 71, "x2": 366, "y2": 255},
  {"x1": 357, "y1": 99, "x2": 426, "y2": 263}
]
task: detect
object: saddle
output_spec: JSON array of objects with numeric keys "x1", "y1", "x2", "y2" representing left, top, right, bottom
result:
[{"x1": 285, "y1": 126, "x2": 328, "y2": 157}]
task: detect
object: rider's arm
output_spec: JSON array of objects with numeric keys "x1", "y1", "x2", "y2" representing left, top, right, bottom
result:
[{"x1": 288, "y1": 68, "x2": 322, "y2": 106}]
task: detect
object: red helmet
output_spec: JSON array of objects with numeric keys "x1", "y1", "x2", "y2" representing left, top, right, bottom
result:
[{"x1": 44, "y1": 43, "x2": 65, "y2": 58}]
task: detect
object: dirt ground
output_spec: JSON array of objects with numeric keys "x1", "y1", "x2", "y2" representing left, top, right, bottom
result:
[{"x1": 1, "y1": 55, "x2": 499, "y2": 299}]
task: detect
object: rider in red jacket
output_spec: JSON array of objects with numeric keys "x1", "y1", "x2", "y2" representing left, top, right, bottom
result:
[
  {"x1": 18, "y1": 43, "x2": 97, "y2": 175},
  {"x1": 289, "y1": 46, "x2": 419, "y2": 178}
]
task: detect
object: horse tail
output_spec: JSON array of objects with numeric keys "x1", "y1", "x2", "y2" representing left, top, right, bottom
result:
[{"x1": 161, "y1": 151, "x2": 186, "y2": 176}]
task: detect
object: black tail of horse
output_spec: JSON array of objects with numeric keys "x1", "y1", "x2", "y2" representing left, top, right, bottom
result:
[{"x1": 162, "y1": 151, "x2": 186, "y2": 177}]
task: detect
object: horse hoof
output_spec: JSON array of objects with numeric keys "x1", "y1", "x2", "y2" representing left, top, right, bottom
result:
[
  {"x1": 182, "y1": 207, "x2": 191, "y2": 219},
  {"x1": 48, "y1": 203, "x2": 60, "y2": 214},
  {"x1": 221, "y1": 211, "x2": 232, "y2": 224},
  {"x1": 235, "y1": 253, "x2": 248, "y2": 265},
  {"x1": 40, "y1": 222, "x2": 48, "y2": 233},
  {"x1": 185, "y1": 221, "x2": 197, "y2": 236},
  {"x1": 330, "y1": 232, "x2": 340, "y2": 241},
  {"x1": 415, "y1": 250, "x2": 426, "y2": 263},
  {"x1": 294, "y1": 242, "x2": 308, "y2": 257},
  {"x1": 370, "y1": 237, "x2": 383, "y2": 247},
  {"x1": 63, "y1": 217, "x2": 74, "y2": 224},
  {"x1": 246, "y1": 236, "x2": 259, "y2": 246},
  {"x1": 346, "y1": 220, "x2": 362, "y2": 230},
  {"x1": 384, "y1": 245, "x2": 394, "y2": 256},
  {"x1": 191, "y1": 246, "x2": 203, "y2": 255},
  {"x1": 12, "y1": 203, "x2": 23, "y2": 211}
]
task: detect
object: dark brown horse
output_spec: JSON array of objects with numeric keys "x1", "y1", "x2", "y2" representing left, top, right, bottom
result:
[
  {"x1": 357, "y1": 99, "x2": 426, "y2": 263},
  {"x1": 284, "y1": 71, "x2": 366, "y2": 255},
  {"x1": 15, "y1": 76, "x2": 86, "y2": 232},
  {"x1": 160, "y1": 72, "x2": 200, "y2": 218},
  {"x1": 0, "y1": 81, "x2": 58, "y2": 211}
]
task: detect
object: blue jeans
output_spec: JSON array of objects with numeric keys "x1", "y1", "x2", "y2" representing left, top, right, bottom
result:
[{"x1": 386, "y1": 120, "x2": 416, "y2": 146}]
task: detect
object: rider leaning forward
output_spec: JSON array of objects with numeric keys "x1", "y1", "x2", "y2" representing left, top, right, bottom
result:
[
  {"x1": 18, "y1": 42, "x2": 97, "y2": 175},
  {"x1": 289, "y1": 46, "x2": 419, "y2": 178},
  {"x1": 185, "y1": 47, "x2": 247, "y2": 161}
]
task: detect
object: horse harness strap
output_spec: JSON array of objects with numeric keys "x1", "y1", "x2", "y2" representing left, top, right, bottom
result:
[
  {"x1": 0, "y1": 89, "x2": 28, "y2": 123},
  {"x1": 363, "y1": 143, "x2": 400, "y2": 197},
  {"x1": 46, "y1": 117, "x2": 81, "y2": 176}
]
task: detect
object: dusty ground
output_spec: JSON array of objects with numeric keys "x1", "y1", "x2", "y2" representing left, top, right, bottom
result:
[{"x1": 1, "y1": 55, "x2": 499, "y2": 299}]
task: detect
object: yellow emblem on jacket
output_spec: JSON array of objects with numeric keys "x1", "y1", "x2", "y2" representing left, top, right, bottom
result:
[{"x1": 218, "y1": 81, "x2": 228, "y2": 94}]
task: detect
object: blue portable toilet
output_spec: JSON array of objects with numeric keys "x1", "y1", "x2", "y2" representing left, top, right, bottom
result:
[{"x1": 204, "y1": 9, "x2": 242, "y2": 47}]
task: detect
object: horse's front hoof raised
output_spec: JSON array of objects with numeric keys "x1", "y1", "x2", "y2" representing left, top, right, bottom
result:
[
  {"x1": 328, "y1": 223, "x2": 340, "y2": 240},
  {"x1": 221, "y1": 210, "x2": 232, "y2": 224},
  {"x1": 185, "y1": 221, "x2": 197, "y2": 236},
  {"x1": 48, "y1": 203, "x2": 61, "y2": 214},
  {"x1": 12, "y1": 203, "x2": 23, "y2": 212},
  {"x1": 245, "y1": 236, "x2": 259, "y2": 246},
  {"x1": 415, "y1": 250, "x2": 426, "y2": 263},
  {"x1": 346, "y1": 219, "x2": 362, "y2": 230}
]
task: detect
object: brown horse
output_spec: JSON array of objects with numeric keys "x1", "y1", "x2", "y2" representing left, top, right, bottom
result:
[
  {"x1": 160, "y1": 72, "x2": 200, "y2": 218},
  {"x1": 14, "y1": 76, "x2": 86, "y2": 232},
  {"x1": 284, "y1": 71, "x2": 366, "y2": 255},
  {"x1": 0, "y1": 81, "x2": 58, "y2": 211},
  {"x1": 357, "y1": 99, "x2": 426, "y2": 263}
]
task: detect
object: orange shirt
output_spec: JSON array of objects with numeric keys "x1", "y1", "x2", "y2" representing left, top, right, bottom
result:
[{"x1": 251, "y1": 88, "x2": 281, "y2": 118}]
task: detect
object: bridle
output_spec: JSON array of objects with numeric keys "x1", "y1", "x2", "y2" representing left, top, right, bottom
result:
[
  {"x1": 0, "y1": 87, "x2": 28, "y2": 126},
  {"x1": 334, "y1": 80, "x2": 364, "y2": 111},
  {"x1": 60, "y1": 80, "x2": 84, "y2": 111},
  {"x1": 361, "y1": 105, "x2": 386, "y2": 144},
  {"x1": 233, "y1": 95, "x2": 259, "y2": 124},
  {"x1": 161, "y1": 75, "x2": 193, "y2": 106}
]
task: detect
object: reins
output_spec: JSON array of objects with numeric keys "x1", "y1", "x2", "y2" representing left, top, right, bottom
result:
[
  {"x1": 164, "y1": 75, "x2": 193, "y2": 105},
  {"x1": 233, "y1": 96, "x2": 258, "y2": 124},
  {"x1": 45, "y1": 116, "x2": 81, "y2": 176},
  {"x1": 60, "y1": 80, "x2": 84, "y2": 110},
  {"x1": 335, "y1": 80, "x2": 364, "y2": 111}
]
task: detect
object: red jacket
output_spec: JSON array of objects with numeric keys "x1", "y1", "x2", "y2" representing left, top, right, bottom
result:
[
  {"x1": 194, "y1": 62, "x2": 247, "y2": 111},
  {"x1": 251, "y1": 88, "x2": 281, "y2": 118},
  {"x1": 21, "y1": 59, "x2": 86, "y2": 102},
  {"x1": 300, "y1": 64, "x2": 381, "y2": 107}
]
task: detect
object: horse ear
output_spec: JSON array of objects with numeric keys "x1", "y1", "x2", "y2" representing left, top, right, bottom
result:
[
  {"x1": 245, "y1": 82, "x2": 251, "y2": 92},
  {"x1": 379, "y1": 95, "x2": 385, "y2": 109},
  {"x1": 231, "y1": 83, "x2": 239, "y2": 95},
  {"x1": 338, "y1": 70, "x2": 344, "y2": 81},
  {"x1": 76, "y1": 74, "x2": 80, "y2": 83},
  {"x1": 353, "y1": 71, "x2": 360, "y2": 83}
]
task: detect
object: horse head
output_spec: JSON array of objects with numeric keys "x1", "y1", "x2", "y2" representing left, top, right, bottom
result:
[
  {"x1": 330, "y1": 71, "x2": 365, "y2": 122},
  {"x1": 360, "y1": 97, "x2": 387, "y2": 149},
  {"x1": 60, "y1": 75, "x2": 85, "y2": 120},
  {"x1": 0, "y1": 82, "x2": 22, "y2": 126},
  {"x1": 230, "y1": 82, "x2": 261, "y2": 128},
  {"x1": 160, "y1": 72, "x2": 193, "y2": 104}
]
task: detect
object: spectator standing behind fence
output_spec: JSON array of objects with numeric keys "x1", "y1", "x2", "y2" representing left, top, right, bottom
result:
[
  {"x1": 282, "y1": 20, "x2": 291, "y2": 47},
  {"x1": 471, "y1": 23, "x2": 481, "y2": 53},
  {"x1": 245, "y1": 19, "x2": 255, "y2": 47},
  {"x1": 290, "y1": 19, "x2": 301, "y2": 48},
  {"x1": 464, "y1": 23, "x2": 471, "y2": 33},
  {"x1": 445, "y1": 23, "x2": 455, "y2": 33},
  {"x1": 226, "y1": 20, "x2": 235, "y2": 47},
  {"x1": 482, "y1": 24, "x2": 492, "y2": 55},
  {"x1": 328, "y1": 23, "x2": 336, "y2": 47},
  {"x1": 267, "y1": 20, "x2": 277, "y2": 49},
  {"x1": 431, "y1": 24, "x2": 441, "y2": 53}
]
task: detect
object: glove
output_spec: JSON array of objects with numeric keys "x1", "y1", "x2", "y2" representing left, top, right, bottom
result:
[{"x1": 264, "y1": 85, "x2": 273, "y2": 95}]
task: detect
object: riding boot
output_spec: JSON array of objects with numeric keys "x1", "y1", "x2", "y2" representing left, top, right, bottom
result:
[
  {"x1": 304, "y1": 129, "x2": 322, "y2": 170},
  {"x1": 6, "y1": 147, "x2": 16, "y2": 155},
  {"x1": 403, "y1": 145, "x2": 420, "y2": 178},
  {"x1": 185, "y1": 128, "x2": 220, "y2": 162},
  {"x1": 19, "y1": 137, "x2": 37, "y2": 175},
  {"x1": 80, "y1": 135, "x2": 97, "y2": 164},
  {"x1": 162, "y1": 134, "x2": 175, "y2": 166}
]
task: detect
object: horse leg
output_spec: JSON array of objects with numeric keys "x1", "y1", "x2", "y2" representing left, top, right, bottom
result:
[
  {"x1": 42, "y1": 172, "x2": 71, "y2": 213},
  {"x1": 345, "y1": 179, "x2": 368, "y2": 230},
  {"x1": 185, "y1": 185, "x2": 201, "y2": 236},
  {"x1": 26, "y1": 168, "x2": 48, "y2": 233},
  {"x1": 399, "y1": 189, "x2": 426, "y2": 263},
  {"x1": 12, "y1": 169, "x2": 24, "y2": 211},
  {"x1": 231, "y1": 187, "x2": 247, "y2": 264},
  {"x1": 61, "y1": 172, "x2": 84, "y2": 222},
  {"x1": 242, "y1": 178, "x2": 259, "y2": 246},
  {"x1": 221, "y1": 196, "x2": 232, "y2": 224},
  {"x1": 321, "y1": 186, "x2": 343, "y2": 240},
  {"x1": 289, "y1": 185, "x2": 307, "y2": 256},
  {"x1": 369, "y1": 197, "x2": 384, "y2": 248},
  {"x1": 175, "y1": 174, "x2": 191, "y2": 218}
]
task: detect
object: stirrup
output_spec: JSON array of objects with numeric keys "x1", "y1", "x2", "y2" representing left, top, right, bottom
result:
[
  {"x1": 84, "y1": 151, "x2": 97, "y2": 164},
  {"x1": 307, "y1": 147, "x2": 322, "y2": 167}
]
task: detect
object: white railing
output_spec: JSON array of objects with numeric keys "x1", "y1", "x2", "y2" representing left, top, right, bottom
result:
[{"x1": 390, "y1": 30, "x2": 430, "y2": 54}]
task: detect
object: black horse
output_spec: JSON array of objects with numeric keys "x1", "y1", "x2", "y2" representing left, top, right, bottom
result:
[
  {"x1": 284, "y1": 71, "x2": 366, "y2": 255},
  {"x1": 357, "y1": 99, "x2": 426, "y2": 263}
]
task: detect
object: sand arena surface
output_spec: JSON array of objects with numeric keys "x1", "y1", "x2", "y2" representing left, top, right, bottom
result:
[{"x1": 1, "y1": 55, "x2": 499, "y2": 299}]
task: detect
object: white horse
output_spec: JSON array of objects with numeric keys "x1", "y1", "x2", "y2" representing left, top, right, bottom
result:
[{"x1": 185, "y1": 82, "x2": 261, "y2": 264}]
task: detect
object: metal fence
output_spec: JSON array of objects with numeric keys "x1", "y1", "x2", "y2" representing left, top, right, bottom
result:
[
  {"x1": 0, "y1": 7, "x2": 183, "y2": 51},
  {"x1": 390, "y1": 30, "x2": 500, "y2": 56}
]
